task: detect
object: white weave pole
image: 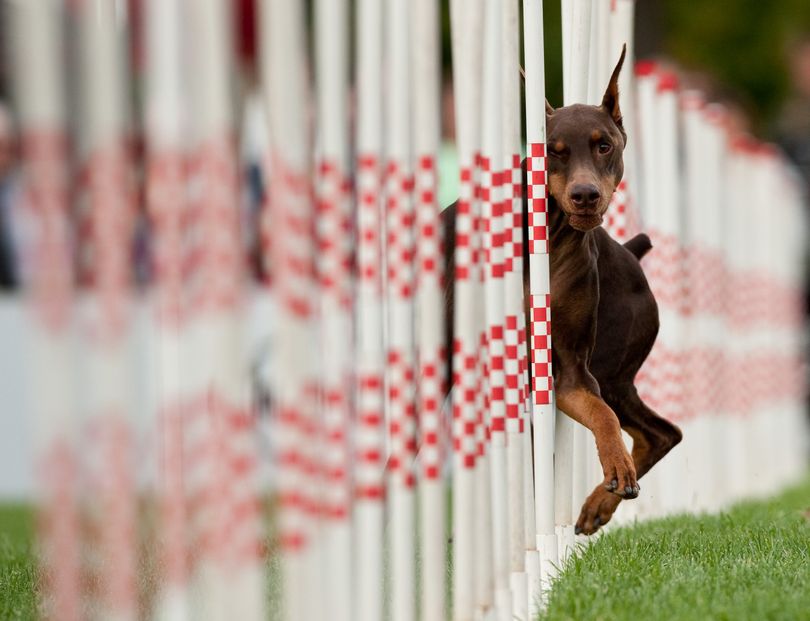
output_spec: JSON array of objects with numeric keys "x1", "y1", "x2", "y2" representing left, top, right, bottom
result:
[
  {"x1": 260, "y1": 1, "x2": 318, "y2": 620},
  {"x1": 522, "y1": 0, "x2": 557, "y2": 610},
  {"x1": 184, "y1": 2, "x2": 267, "y2": 619},
  {"x1": 384, "y1": 2, "x2": 418, "y2": 620},
  {"x1": 481, "y1": 0, "x2": 509, "y2": 618},
  {"x1": 606, "y1": 0, "x2": 641, "y2": 241},
  {"x1": 450, "y1": 1, "x2": 484, "y2": 619},
  {"x1": 574, "y1": 0, "x2": 611, "y2": 535},
  {"x1": 14, "y1": 3, "x2": 80, "y2": 620},
  {"x1": 76, "y1": 2, "x2": 138, "y2": 618},
  {"x1": 354, "y1": 1, "x2": 386, "y2": 620},
  {"x1": 556, "y1": 0, "x2": 592, "y2": 564},
  {"x1": 315, "y1": 2, "x2": 353, "y2": 620},
  {"x1": 501, "y1": 0, "x2": 529, "y2": 618},
  {"x1": 144, "y1": 0, "x2": 190, "y2": 618},
  {"x1": 410, "y1": 1, "x2": 447, "y2": 620}
]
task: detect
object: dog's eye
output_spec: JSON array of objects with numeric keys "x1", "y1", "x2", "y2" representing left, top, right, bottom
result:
[
  {"x1": 598, "y1": 142, "x2": 613, "y2": 155},
  {"x1": 549, "y1": 147, "x2": 565, "y2": 158}
]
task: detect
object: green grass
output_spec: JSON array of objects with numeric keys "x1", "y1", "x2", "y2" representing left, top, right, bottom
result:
[
  {"x1": 0, "y1": 478, "x2": 808, "y2": 621},
  {"x1": 541, "y1": 475, "x2": 810, "y2": 621},
  {"x1": 0, "y1": 504, "x2": 37, "y2": 620}
]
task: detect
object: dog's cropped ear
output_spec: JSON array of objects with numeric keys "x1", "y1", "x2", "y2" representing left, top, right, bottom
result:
[
  {"x1": 601, "y1": 43, "x2": 626, "y2": 129},
  {"x1": 546, "y1": 99, "x2": 555, "y2": 116}
]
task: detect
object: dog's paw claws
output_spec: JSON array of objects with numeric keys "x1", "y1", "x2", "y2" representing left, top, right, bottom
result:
[
  {"x1": 605, "y1": 478, "x2": 618, "y2": 491},
  {"x1": 574, "y1": 526, "x2": 582, "y2": 535}
]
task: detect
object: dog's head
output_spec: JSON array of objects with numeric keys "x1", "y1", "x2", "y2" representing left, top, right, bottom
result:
[{"x1": 546, "y1": 46, "x2": 627, "y2": 232}]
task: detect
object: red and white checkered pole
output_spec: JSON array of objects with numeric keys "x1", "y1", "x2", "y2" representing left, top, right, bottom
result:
[
  {"x1": 75, "y1": 2, "x2": 138, "y2": 617},
  {"x1": 260, "y1": 1, "x2": 318, "y2": 619},
  {"x1": 384, "y1": 2, "x2": 418, "y2": 620},
  {"x1": 522, "y1": 0, "x2": 558, "y2": 606},
  {"x1": 605, "y1": 0, "x2": 641, "y2": 243},
  {"x1": 354, "y1": 1, "x2": 386, "y2": 620},
  {"x1": 450, "y1": 1, "x2": 484, "y2": 618},
  {"x1": 481, "y1": 0, "x2": 511, "y2": 617},
  {"x1": 501, "y1": 1, "x2": 531, "y2": 618},
  {"x1": 14, "y1": 3, "x2": 80, "y2": 619},
  {"x1": 144, "y1": 0, "x2": 190, "y2": 618},
  {"x1": 353, "y1": 0, "x2": 387, "y2": 617},
  {"x1": 314, "y1": 2, "x2": 353, "y2": 620},
  {"x1": 410, "y1": 1, "x2": 447, "y2": 619},
  {"x1": 183, "y1": 2, "x2": 266, "y2": 618}
]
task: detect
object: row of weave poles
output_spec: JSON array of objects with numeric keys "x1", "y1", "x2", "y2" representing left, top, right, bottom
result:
[{"x1": 13, "y1": 1, "x2": 807, "y2": 621}]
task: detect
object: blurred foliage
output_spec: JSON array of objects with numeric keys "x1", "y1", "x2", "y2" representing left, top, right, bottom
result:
[{"x1": 661, "y1": 0, "x2": 810, "y2": 133}]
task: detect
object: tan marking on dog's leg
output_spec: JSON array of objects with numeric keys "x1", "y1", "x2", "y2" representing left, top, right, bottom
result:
[{"x1": 557, "y1": 388, "x2": 638, "y2": 498}]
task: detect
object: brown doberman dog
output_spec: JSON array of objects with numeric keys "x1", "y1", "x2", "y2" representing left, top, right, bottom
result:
[{"x1": 442, "y1": 47, "x2": 682, "y2": 535}]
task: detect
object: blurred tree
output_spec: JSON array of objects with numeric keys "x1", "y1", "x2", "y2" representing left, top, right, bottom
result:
[{"x1": 660, "y1": 0, "x2": 810, "y2": 133}]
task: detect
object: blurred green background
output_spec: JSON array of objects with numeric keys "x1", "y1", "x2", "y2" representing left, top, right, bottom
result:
[{"x1": 439, "y1": 0, "x2": 810, "y2": 136}]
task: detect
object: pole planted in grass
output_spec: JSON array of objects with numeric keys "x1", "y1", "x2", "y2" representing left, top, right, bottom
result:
[
  {"x1": 449, "y1": 0, "x2": 485, "y2": 618},
  {"x1": 15, "y1": 2, "x2": 80, "y2": 619},
  {"x1": 354, "y1": 1, "x2": 386, "y2": 619},
  {"x1": 410, "y1": 1, "x2": 447, "y2": 619},
  {"x1": 522, "y1": 0, "x2": 558, "y2": 608},
  {"x1": 314, "y1": 1, "x2": 353, "y2": 620}
]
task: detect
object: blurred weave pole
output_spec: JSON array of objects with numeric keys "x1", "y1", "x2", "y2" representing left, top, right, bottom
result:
[
  {"x1": 184, "y1": 2, "x2": 266, "y2": 618},
  {"x1": 501, "y1": 0, "x2": 531, "y2": 618},
  {"x1": 604, "y1": 0, "x2": 641, "y2": 243},
  {"x1": 449, "y1": 0, "x2": 484, "y2": 618},
  {"x1": 411, "y1": 1, "x2": 447, "y2": 619},
  {"x1": 12, "y1": 2, "x2": 810, "y2": 620},
  {"x1": 314, "y1": 1, "x2": 353, "y2": 620},
  {"x1": 74, "y1": 2, "x2": 138, "y2": 618},
  {"x1": 144, "y1": 0, "x2": 190, "y2": 617},
  {"x1": 354, "y1": 0, "x2": 386, "y2": 619},
  {"x1": 481, "y1": 0, "x2": 506, "y2": 617},
  {"x1": 383, "y1": 2, "x2": 418, "y2": 620},
  {"x1": 557, "y1": 0, "x2": 592, "y2": 562},
  {"x1": 522, "y1": 0, "x2": 558, "y2": 606},
  {"x1": 14, "y1": 2, "x2": 80, "y2": 619},
  {"x1": 261, "y1": 1, "x2": 320, "y2": 619}
]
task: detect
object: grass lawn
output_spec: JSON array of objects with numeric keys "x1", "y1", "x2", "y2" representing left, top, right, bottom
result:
[
  {"x1": 0, "y1": 476, "x2": 808, "y2": 620},
  {"x1": 541, "y1": 475, "x2": 810, "y2": 621},
  {"x1": 0, "y1": 504, "x2": 36, "y2": 620}
]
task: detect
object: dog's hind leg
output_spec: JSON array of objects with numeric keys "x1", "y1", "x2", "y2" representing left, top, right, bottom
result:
[{"x1": 575, "y1": 384, "x2": 682, "y2": 535}]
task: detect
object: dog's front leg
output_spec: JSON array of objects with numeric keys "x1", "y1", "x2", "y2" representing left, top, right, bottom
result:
[{"x1": 556, "y1": 386, "x2": 639, "y2": 499}]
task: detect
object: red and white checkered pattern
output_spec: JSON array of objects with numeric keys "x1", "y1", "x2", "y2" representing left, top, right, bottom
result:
[
  {"x1": 526, "y1": 143, "x2": 548, "y2": 256},
  {"x1": 414, "y1": 154, "x2": 445, "y2": 480},
  {"x1": 23, "y1": 127, "x2": 81, "y2": 620},
  {"x1": 316, "y1": 158, "x2": 353, "y2": 309},
  {"x1": 385, "y1": 159, "x2": 417, "y2": 490},
  {"x1": 525, "y1": 142, "x2": 554, "y2": 407},
  {"x1": 385, "y1": 161, "x2": 417, "y2": 300},
  {"x1": 453, "y1": 341, "x2": 481, "y2": 470},
  {"x1": 387, "y1": 349, "x2": 417, "y2": 489},
  {"x1": 82, "y1": 142, "x2": 136, "y2": 341},
  {"x1": 604, "y1": 178, "x2": 641, "y2": 243},
  {"x1": 316, "y1": 156, "x2": 354, "y2": 520},
  {"x1": 147, "y1": 151, "x2": 187, "y2": 326},
  {"x1": 503, "y1": 153, "x2": 524, "y2": 274},
  {"x1": 452, "y1": 159, "x2": 482, "y2": 471},
  {"x1": 266, "y1": 147, "x2": 319, "y2": 553},
  {"x1": 502, "y1": 153, "x2": 525, "y2": 434},
  {"x1": 355, "y1": 152, "x2": 386, "y2": 501}
]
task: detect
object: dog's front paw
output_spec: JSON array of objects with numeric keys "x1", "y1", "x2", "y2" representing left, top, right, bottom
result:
[
  {"x1": 600, "y1": 449, "x2": 639, "y2": 499},
  {"x1": 575, "y1": 486, "x2": 622, "y2": 535}
]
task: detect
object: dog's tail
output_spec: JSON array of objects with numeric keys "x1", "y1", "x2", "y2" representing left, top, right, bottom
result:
[{"x1": 624, "y1": 233, "x2": 652, "y2": 260}]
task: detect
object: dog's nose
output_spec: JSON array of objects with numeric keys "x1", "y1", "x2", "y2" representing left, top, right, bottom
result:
[{"x1": 569, "y1": 184, "x2": 601, "y2": 208}]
